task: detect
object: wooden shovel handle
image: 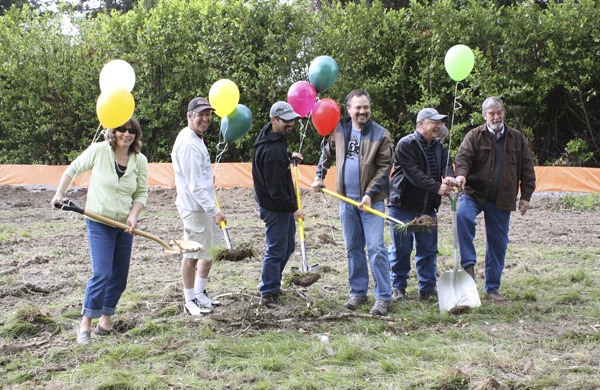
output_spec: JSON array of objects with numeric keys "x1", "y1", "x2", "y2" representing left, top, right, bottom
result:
[{"x1": 56, "y1": 200, "x2": 174, "y2": 251}]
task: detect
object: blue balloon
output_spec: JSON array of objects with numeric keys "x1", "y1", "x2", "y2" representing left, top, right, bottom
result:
[
  {"x1": 220, "y1": 104, "x2": 253, "y2": 143},
  {"x1": 308, "y1": 56, "x2": 339, "y2": 93}
]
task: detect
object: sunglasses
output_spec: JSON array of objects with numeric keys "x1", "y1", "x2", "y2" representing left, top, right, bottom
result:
[
  {"x1": 278, "y1": 117, "x2": 295, "y2": 124},
  {"x1": 115, "y1": 126, "x2": 137, "y2": 135}
]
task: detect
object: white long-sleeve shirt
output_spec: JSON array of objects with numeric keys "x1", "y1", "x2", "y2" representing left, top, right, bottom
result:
[{"x1": 171, "y1": 127, "x2": 218, "y2": 216}]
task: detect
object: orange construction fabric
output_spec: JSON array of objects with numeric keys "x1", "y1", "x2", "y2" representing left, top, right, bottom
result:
[{"x1": 0, "y1": 164, "x2": 598, "y2": 193}]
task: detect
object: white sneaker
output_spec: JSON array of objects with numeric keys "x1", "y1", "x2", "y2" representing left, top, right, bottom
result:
[
  {"x1": 195, "y1": 290, "x2": 221, "y2": 308},
  {"x1": 184, "y1": 298, "x2": 211, "y2": 315}
]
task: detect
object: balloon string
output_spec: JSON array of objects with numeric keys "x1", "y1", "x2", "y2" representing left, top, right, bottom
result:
[
  {"x1": 318, "y1": 137, "x2": 330, "y2": 175},
  {"x1": 297, "y1": 118, "x2": 309, "y2": 155},
  {"x1": 213, "y1": 138, "x2": 228, "y2": 183},
  {"x1": 445, "y1": 82, "x2": 463, "y2": 177}
]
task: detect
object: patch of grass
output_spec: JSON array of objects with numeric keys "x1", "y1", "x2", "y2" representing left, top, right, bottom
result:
[
  {"x1": 0, "y1": 321, "x2": 39, "y2": 339},
  {"x1": 0, "y1": 226, "x2": 31, "y2": 243},
  {"x1": 555, "y1": 291, "x2": 584, "y2": 305},
  {"x1": 568, "y1": 268, "x2": 591, "y2": 284},
  {"x1": 554, "y1": 193, "x2": 600, "y2": 211}
]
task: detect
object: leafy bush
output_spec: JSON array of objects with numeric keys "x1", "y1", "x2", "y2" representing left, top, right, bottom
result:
[{"x1": 0, "y1": 0, "x2": 598, "y2": 166}]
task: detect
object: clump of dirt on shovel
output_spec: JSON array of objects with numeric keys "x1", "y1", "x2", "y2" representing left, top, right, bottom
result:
[
  {"x1": 395, "y1": 215, "x2": 438, "y2": 234},
  {"x1": 214, "y1": 243, "x2": 257, "y2": 262},
  {"x1": 408, "y1": 215, "x2": 437, "y2": 232}
]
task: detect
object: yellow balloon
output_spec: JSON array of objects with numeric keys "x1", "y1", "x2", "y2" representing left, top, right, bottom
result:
[
  {"x1": 96, "y1": 88, "x2": 135, "y2": 128},
  {"x1": 209, "y1": 79, "x2": 240, "y2": 118}
]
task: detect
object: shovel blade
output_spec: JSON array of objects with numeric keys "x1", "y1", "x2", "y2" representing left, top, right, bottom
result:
[
  {"x1": 165, "y1": 239, "x2": 204, "y2": 254},
  {"x1": 438, "y1": 270, "x2": 481, "y2": 313}
]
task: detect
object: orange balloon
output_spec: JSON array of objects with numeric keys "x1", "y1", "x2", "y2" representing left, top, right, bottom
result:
[{"x1": 96, "y1": 88, "x2": 135, "y2": 128}]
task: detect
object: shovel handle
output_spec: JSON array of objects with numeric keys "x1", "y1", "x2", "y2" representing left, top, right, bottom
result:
[
  {"x1": 56, "y1": 200, "x2": 176, "y2": 252},
  {"x1": 214, "y1": 192, "x2": 233, "y2": 249},
  {"x1": 321, "y1": 188, "x2": 407, "y2": 227},
  {"x1": 292, "y1": 160, "x2": 310, "y2": 272}
]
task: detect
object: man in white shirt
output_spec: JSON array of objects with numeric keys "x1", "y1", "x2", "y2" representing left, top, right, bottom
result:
[{"x1": 171, "y1": 97, "x2": 227, "y2": 315}]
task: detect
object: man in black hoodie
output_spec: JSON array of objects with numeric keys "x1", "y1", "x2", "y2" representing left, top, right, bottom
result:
[{"x1": 252, "y1": 101, "x2": 304, "y2": 308}]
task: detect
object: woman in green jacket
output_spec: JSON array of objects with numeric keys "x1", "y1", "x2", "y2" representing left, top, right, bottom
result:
[{"x1": 51, "y1": 116, "x2": 148, "y2": 344}]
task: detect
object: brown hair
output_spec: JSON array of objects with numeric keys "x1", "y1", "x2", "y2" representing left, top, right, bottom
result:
[
  {"x1": 345, "y1": 89, "x2": 371, "y2": 107},
  {"x1": 105, "y1": 116, "x2": 143, "y2": 154}
]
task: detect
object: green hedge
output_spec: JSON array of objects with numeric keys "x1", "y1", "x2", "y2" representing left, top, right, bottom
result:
[{"x1": 1, "y1": 0, "x2": 598, "y2": 166}]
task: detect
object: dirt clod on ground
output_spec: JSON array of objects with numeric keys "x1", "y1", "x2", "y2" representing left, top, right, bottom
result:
[{"x1": 289, "y1": 272, "x2": 321, "y2": 287}]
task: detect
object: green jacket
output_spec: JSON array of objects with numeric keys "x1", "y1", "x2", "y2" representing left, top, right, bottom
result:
[{"x1": 65, "y1": 141, "x2": 148, "y2": 223}]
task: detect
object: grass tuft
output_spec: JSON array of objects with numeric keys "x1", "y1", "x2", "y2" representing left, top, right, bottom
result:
[{"x1": 554, "y1": 193, "x2": 600, "y2": 211}]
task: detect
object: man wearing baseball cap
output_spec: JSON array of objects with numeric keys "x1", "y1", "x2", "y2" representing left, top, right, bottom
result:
[
  {"x1": 252, "y1": 101, "x2": 304, "y2": 308},
  {"x1": 387, "y1": 107, "x2": 456, "y2": 302},
  {"x1": 171, "y1": 97, "x2": 226, "y2": 315}
]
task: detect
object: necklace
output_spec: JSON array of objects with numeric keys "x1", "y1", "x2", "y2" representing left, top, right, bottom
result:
[{"x1": 115, "y1": 161, "x2": 127, "y2": 174}]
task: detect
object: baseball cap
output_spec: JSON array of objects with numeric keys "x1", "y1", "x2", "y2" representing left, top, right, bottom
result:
[
  {"x1": 416, "y1": 108, "x2": 447, "y2": 123},
  {"x1": 270, "y1": 101, "x2": 301, "y2": 121},
  {"x1": 187, "y1": 97, "x2": 214, "y2": 113}
]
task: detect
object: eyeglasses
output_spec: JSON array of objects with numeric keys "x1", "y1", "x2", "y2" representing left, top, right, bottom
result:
[
  {"x1": 278, "y1": 117, "x2": 295, "y2": 124},
  {"x1": 115, "y1": 126, "x2": 137, "y2": 135}
]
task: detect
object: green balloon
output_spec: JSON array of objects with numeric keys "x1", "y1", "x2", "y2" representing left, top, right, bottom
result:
[
  {"x1": 444, "y1": 45, "x2": 475, "y2": 82},
  {"x1": 308, "y1": 56, "x2": 339, "y2": 93},
  {"x1": 220, "y1": 104, "x2": 252, "y2": 143}
]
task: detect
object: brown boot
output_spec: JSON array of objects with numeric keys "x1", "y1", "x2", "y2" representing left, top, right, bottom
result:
[
  {"x1": 464, "y1": 265, "x2": 475, "y2": 280},
  {"x1": 487, "y1": 291, "x2": 507, "y2": 302}
]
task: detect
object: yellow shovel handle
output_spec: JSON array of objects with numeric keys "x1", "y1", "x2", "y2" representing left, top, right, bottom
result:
[
  {"x1": 321, "y1": 188, "x2": 384, "y2": 218},
  {"x1": 214, "y1": 192, "x2": 227, "y2": 229}
]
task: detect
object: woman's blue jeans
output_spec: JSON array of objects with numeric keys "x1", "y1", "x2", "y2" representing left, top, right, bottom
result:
[
  {"x1": 339, "y1": 199, "x2": 391, "y2": 301},
  {"x1": 258, "y1": 207, "x2": 295, "y2": 297},
  {"x1": 456, "y1": 194, "x2": 511, "y2": 293},
  {"x1": 82, "y1": 219, "x2": 133, "y2": 318},
  {"x1": 388, "y1": 206, "x2": 438, "y2": 295}
]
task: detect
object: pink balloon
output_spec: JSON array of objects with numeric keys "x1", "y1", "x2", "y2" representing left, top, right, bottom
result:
[{"x1": 287, "y1": 81, "x2": 317, "y2": 118}]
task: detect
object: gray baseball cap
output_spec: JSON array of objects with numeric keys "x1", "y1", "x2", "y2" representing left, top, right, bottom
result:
[
  {"x1": 416, "y1": 108, "x2": 447, "y2": 123},
  {"x1": 270, "y1": 101, "x2": 301, "y2": 121}
]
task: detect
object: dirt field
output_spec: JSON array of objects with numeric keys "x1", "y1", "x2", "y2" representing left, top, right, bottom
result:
[{"x1": 1, "y1": 184, "x2": 598, "y2": 345}]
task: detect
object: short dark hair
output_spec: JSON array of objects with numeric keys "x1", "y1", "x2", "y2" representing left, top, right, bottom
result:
[
  {"x1": 345, "y1": 89, "x2": 370, "y2": 107},
  {"x1": 105, "y1": 116, "x2": 143, "y2": 154}
]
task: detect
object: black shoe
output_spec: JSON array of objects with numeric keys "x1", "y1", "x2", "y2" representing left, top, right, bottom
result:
[
  {"x1": 419, "y1": 290, "x2": 438, "y2": 301},
  {"x1": 392, "y1": 289, "x2": 406, "y2": 302},
  {"x1": 260, "y1": 293, "x2": 279, "y2": 308}
]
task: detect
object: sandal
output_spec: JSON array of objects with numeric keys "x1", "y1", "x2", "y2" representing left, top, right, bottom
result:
[
  {"x1": 93, "y1": 324, "x2": 112, "y2": 336},
  {"x1": 77, "y1": 330, "x2": 91, "y2": 345}
]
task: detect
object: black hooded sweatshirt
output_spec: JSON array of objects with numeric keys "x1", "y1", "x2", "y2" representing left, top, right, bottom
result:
[{"x1": 251, "y1": 122, "x2": 297, "y2": 212}]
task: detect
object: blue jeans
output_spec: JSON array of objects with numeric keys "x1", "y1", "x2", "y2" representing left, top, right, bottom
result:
[
  {"x1": 259, "y1": 207, "x2": 296, "y2": 297},
  {"x1": 339, "y1": 199, "x2": 391, "y2": 301},
  {"x1": 457, "y1": 194, "x2": 511, "y2": 293},
  {"x1": 83, "y1": 219, "x2": 133, "y2": 318},
  {"x1": 388, "y1": 206, "x2": 438, "y2": 295}
]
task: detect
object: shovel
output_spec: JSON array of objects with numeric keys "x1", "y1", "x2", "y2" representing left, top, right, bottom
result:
[
  {"x1": 55, "y1": 199, "x2": 203, "y2": 255},
  {"x1": 438, "y1": 192, "x2": 481, "y2": 313},
  {"x1": 321, "y1": 188, "x2": 436, "y2": 232},
  {"x1": 214, "y1": 192, "x2": 232, "y2": 250},
  {"x1": 290, "y1": 160, "x2": 319, "y2": 274}
]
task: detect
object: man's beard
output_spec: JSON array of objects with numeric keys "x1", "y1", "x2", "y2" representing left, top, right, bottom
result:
[{"x1": 489, "y1": 121, "x2": 503, "y2": 132}]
